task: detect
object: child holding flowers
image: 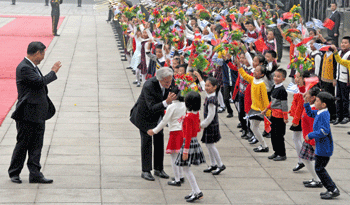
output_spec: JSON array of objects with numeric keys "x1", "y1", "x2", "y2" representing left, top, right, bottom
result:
[{"x1": 194, "y1": 71, "x2": 226, "y2": 175}]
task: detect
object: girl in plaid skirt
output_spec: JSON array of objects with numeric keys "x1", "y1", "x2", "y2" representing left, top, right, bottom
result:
[
  {"x1": 175, "y1": 91, "x2": 205, "y2": 203},
  {"x1": 300, "y1": 86, "x2": 322, "y2": 188},
  {"x1": 195, "y1": 72, "x2": 226, "y2": 175}
]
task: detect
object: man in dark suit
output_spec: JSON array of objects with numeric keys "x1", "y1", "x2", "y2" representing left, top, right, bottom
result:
[
  {"x1": 51, "y1": 0, "x2": 62, "y2": 36},
  {"x1": 327, "y1": 2, "x2": 341, "y2": 47},
  {"x1": 8, "y1": 41, "x2": 61, "y2": 184},
  {"x1": 273, "y1": 1, "x2": 286, "y2": 62},
  {"x1": 130, "y1": 67, "x2": 177, "y2": 181}
]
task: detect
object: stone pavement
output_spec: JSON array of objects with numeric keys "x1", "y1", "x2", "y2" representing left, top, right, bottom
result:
[{"x1": 0, "y1": 2, "x2": 350, "y2": 204}]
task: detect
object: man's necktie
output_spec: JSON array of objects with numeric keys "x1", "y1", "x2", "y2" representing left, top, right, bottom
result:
[{"x1": 35, "y1": 66, "x2": 42, "y2": 77}]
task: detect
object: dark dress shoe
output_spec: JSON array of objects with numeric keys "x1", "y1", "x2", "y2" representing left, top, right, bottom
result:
[
  {"x1": 126, "y1": 66, "x2": 133, "y2": 69},
  {"x1": 333, "y1": 118, "x2": 340, "y2": 125},
  {"x1": 273, "y1": 155, "x2": 287, "y2": 161},
  {"x1": 184, "y1": 193, "x2": 193, "y2": 200},
  {"x1": 172, "y1": 177, "x2": 185, "y2": 183},
  {"x1": 186, "y1": 192, "x2": 203, "y2": 202},
  {"x1": 10, "y1": 176, "x2": 22, "y2": 184},
  {"x1": 237, "y1": 123, "x2": 242, "y2": 128},
  {"x1": 29, "y1": 177, "x2": 53, "y2": 184},
  {"x1": 241, "y1": 130, "x2": 247, "y2": 139},
  {"x1": 212, "y1": 165, "x2": 226, "y2": 175},
  {"x1": 348, "y1": 131, "x2": 350, "y2": 135},
  {"x1": 262, "y1": 130, "x2": 268, "y2": 137},
  {"x1": 320, "y1": 188, "x2": 340, "y2": 199},
  {"x1": 53, "y1": 34, "x2": 60, "y2": 36},
  {"x1": 249, "y1": 138, "x2": 259, "y2": 144},
  {"x1": 167, "y1": 180, "x2": 181, "y2": 186},
  {"x1": 203, "y1": 165, "x2": 217, "y2": 173},
  {"x1": 340, "y1": 117, "x2": 350, "y2": 124},
  {"x1": 268, "y1": 153, "x2": 277, "y2": 160},
  {"x1": 141, "y1": 172, "x2": 155, "y2": 181},
  {"x1": 154, "y1": 170, "x2": 169, "y2": 179},
  {"x1": 226, "y1": 113, "x2": 233, "y2": 118},
  {"x1": 217, "y1": 107, "x2": 225, "y2": 113},
  {"x1": 293, "y1": 163, "x2": 305, "y2": 172},
  {"x1": 253, "y1": 146, "x2": 269, "y2": 152},
  {"x1": 304, "y1": 180, "x2": 323, "y2": 188},
  {"x1": 264, "y1": 133, "x2": 271, "y2": 138}
]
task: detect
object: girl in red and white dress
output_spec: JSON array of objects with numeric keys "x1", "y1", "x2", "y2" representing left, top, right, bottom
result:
[
  {"x1": 147, "y1": 87, "x2": 186, "y2": 186},
  {"x1": 175, "y1": 91, "x2": 206, "y2": 203}
]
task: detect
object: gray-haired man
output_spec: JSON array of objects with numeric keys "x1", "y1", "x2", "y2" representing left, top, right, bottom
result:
[{"x1": 130, "y1": 67, "x2": 177, "y2": 181}]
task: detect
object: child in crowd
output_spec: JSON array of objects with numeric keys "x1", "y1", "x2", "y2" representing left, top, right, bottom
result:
[
  {"x1": 238, "y1": 59, "x2": 270, "y2": 152},
  {"x1": 194, "y1": 72, "x2": 226, "y2": 175},
  {"x1": 301, "y1": 86, "x2": 323, "y2": 188},
  {"x1": 262, "y1": 68, "x2": 288, "y2": 161},
  {"x1": 147, "y1": 87, "x2": 186, "y2": 186},
  {"x1": 289, "y1": 71, "x2": 309, "y2": 172},
  {"x1": 304, "y1": 92, "x2": 340, "y2": 200},
  {"x1": 245, "y1": 54, "x2": 268, "y2": 145},
  {"x1": 264, "y1": 50, "x2": 278, "y2": 99},
  {"x1": 146, "y1": 44, "x2": 166, "y2": 78},
  {"x1": 175, "y1": 91, "x2": 206, "y2": 203}
]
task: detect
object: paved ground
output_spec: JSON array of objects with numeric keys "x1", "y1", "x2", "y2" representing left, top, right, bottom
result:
[{"x1": 0, "y1": 2, "x2": 350, "y2": 204}]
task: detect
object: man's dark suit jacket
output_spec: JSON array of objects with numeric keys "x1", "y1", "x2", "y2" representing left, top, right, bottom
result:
[
  {"x1": 327, "y1": 10, "x2": 341, "y2": 38},
  {"x1": 130, "y1": 76, "x2": 173, "y2": 132},
  {"x1": 11, "y1": 58, "x2": 57, "y2": 124}
]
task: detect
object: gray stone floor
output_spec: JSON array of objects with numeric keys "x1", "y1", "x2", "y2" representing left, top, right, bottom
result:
[{"x1": 0, "y1": 2, "x2": 350, "y2": 204}]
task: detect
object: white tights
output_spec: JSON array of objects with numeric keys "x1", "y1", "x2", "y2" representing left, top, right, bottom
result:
[
  {"x1": 250, "y1": 119, "x2": 267, "y2": 148},
  {"x1": 301, "y1": 158, "x2": 320, "y2": 181},
  {"x1": 205, "y1": 143, "x2": 223, "y2": 167},
  {"x1": 292, "y1": 131, "x2": 303, "y2": 164},
  {"x1": 135, "y1": 69, "x2": 146, "y2": 83},
  {"x1": 217, "y1": 91, "x2": 225, "y2": 108},
  {"x1": 183, "y1": 166, "x2": 201, "y2": 194},
  {"x1": 170, "y1": 153, "x2": 184, "y2": 182}
]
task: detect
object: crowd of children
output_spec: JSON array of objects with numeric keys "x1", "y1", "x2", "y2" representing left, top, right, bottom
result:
[{"x1": 111, "y1": 0, "x2": 349, "y2": 202}]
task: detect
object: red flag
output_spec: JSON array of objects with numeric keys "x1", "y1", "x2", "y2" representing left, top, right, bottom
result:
[
  {"x1": 323, "y1": 18, "x2": 335, "y2": 30},
  {"x1": 264, "y1": 116, "x2": 271, "y2": 133},
  {"x1": 304, "y1": 76, "x2": 320, "y2": 91},
  {"x1": 211, "y1": 39, "x2": 221, "y2": 46},
  {"x1": 254, "y1": 38, "x2": 268, "y2": 52},
  {"x1": 239, "y1": 6, "x2": 247, "y2": 14},
  {"x1": 195, "y1": 4, "x2": 205, "y2": 10},
  {"x1": 220, "y1": 19, "x2": 228, "y2": 28},
  {"x1": 231, "y1": 22, "x2": 241, "y2": 30},
  {"x1": 283, "y1": 12, "x2": 293, "y2": 20},
  {"x1": 319, "y1": 45, "x2": 331, "y2": 51},
  {"x1": 296, "y1": 36, "x2": 314, "y2": 47},
  {"x1": 229, "y1": 14, "x2": 235, "y2": 21}
]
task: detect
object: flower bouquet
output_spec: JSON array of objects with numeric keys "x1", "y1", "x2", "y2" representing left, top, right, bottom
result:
[
  {"x1": 289, "y1": 45, "x2": 313, "y2": 73},
  {"x1": 163, "y1": 5, "x2": 173, "y2": 13},
  {"x1": 199, "y1": 9, "x2": 211, "y2": 20},
  {"x1": 284, "y1": 28, "x2": 302, "y2": 41},
  {"x1": 174, "y1": 74, "x2": 201, "y2": 96}
]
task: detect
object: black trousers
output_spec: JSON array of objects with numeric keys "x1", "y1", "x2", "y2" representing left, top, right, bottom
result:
[
  {"x1": 336, "y1": 81, "x2": 350, "y2": 120},
  {"x1": 270, "y1": 116, "x2": 286, "y2": 156},
  {"x1": 51, "y1": 15, "x2": 59, "y2": 35},
  {"x1": 223, "y1": 85, "x2": 234, "y2": 114},
  {"x1": 238, "y1": 93, "x2": 248, "y2": 131},
  {"x1": 315, "y1": 155, "x2": 337, "y2": 192},
  {"x1": 275, "y1": 30, "x2": 283, "y2": 62},
  {"x1": 45, "y1": 0, "x2": 49, "y2": 6},
  {"x1": 140, "y1": 129, "x2": 164, "y2": 172},
  {"x1": 8, "y1": 120, "x2": 45, "y2": 178},
  {"x1": 107, "y1": 9, "x2": 114, "y2": 21},
  {"x1": 78, "y1": 0, "x2": 82, "y2": 7},
  {"x1": 321, "y1": 81, "x2": 336, "y2": 120},
  {"x1": 332, "y1": 35, "x2": 339, "y2": 48},
  {"x1": 12, "y1": 0, "x2": 16, "y2": 4}
]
